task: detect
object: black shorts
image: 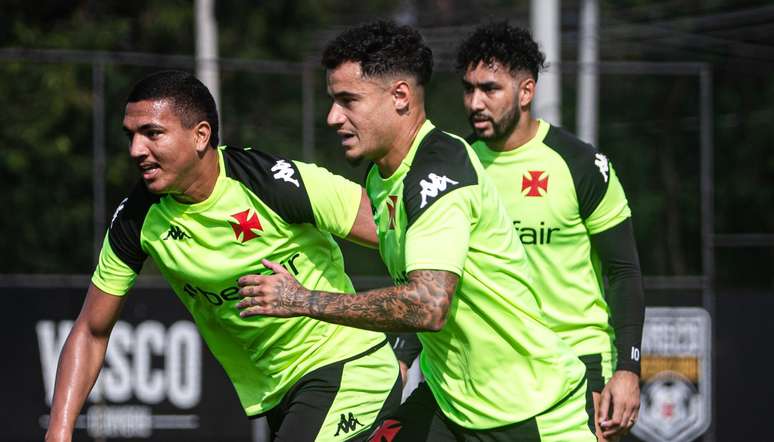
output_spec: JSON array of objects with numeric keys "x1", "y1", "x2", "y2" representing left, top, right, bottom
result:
[
  {"x1": 368, "y1": 379, "x2": 594, "y2": 442},
  {"x1": 368, "y1": 382, "x2": 543, "y2": 442},
  {"x1": 258, "y1": 340, "x2": 402, "y2": 441}
]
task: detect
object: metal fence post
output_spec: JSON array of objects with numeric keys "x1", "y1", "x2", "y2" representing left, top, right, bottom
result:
[
  {"x1": 92, "y1": 61, "x2": 106, "y2": 265},
  {"x1": 301, "y1": 59, "x2": 315, "y2": 162},
  {"x1": 700, "y1": 63, "x2": 715, "y2": 442}
]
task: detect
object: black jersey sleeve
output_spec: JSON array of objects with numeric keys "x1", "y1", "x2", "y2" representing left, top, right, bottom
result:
[
  {"x1": 107, "y1": 182, "x2": 159, "y2": 274},
  {"x1": 222, "y1": 147, "x2": 315, "y2": 225},
  {"x1": 403, "y1": 129, "x2": 478, "y2": 228},
  {"x1": 590, "y1": 218, "x2": 645, "y2": 375}
]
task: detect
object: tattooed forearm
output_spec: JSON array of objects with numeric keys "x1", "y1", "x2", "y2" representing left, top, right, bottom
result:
[{"x1": 306, "y1": 270, "x2": 457, "y2": 332}]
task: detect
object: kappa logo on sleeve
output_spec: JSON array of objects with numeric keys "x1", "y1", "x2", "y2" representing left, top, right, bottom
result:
[
  {"x1": 419, "y1": 173, "x2": 459, "y2": 208},
  {"x1": 271, "y1": 160, "x2": 300, "y2": 187},
  {"x1": 594, "y1": 153, "x2": 609, "y2": 183},
  {"x1": 110, "y1": 198, "x2": 128, "y2": 229}
]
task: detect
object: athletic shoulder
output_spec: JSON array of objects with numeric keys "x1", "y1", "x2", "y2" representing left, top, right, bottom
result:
[
  {"x1": 543, "y1": 125, "x2": 612, "y2": 219},
  {"x1": 221, "y1": 147, "x2": 315, "y2": 225},
  {"x1": 108, "y1": 181, "x2": 160, "y2": 273},
  {"x1": 404, "y1": 129, "x2": 478, "y2": 227}
]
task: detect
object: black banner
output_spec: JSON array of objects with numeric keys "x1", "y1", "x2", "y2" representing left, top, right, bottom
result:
[{"x1": 3, "y1": 286, "x2": 252, "y2": 442}]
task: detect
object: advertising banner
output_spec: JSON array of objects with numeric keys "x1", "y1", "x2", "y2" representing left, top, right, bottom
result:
[
  {"x1": 632, "y1": 307, "x2": 711, "y2": 442},
  {"x1": 3, "y1": 286, "x2": 253, "y2": 441}
]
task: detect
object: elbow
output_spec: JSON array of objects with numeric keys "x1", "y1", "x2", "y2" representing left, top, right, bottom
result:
[{"x1": 422, "y1": 304, "x2": 450, "y2": 332}]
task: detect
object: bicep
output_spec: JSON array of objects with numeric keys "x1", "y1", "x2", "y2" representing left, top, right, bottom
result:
[
  {"x1": 297, "y1": 161, "x2": 364, "y2": 238},
  {"x1": 590, "y1": 219, "x2": 641, "y2": 278},
  {"x1": 584, "y1": 164, "x2": 631, "y2": 234}
]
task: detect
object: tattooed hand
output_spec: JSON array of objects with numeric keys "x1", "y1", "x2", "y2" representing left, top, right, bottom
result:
[{"x1": 237, "y1": 259, "x2": 310, "y2": 318}]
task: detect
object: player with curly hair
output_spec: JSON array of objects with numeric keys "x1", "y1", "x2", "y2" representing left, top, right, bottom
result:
[
  {"x1": 237, "y1": 20, "x2": 595, "y2": 442},
  {"x1": 458, "y1": 22, "x2": 645, "y2": 441}
]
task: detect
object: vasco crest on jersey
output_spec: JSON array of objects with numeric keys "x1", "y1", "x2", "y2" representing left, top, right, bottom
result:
[{"x1": 521, "y1": 170, "x2": 548, "y2": 197}]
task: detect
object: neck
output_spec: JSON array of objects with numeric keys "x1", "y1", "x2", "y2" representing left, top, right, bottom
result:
[
  {"x1": 171, "y1": 148, "x2": 220, "y2": 204},
  {"x1": 375, "y1": 109, "x2": 426, "y2": 178},
  {"x1": 488, "y1": 114, "x2": 540, "y2": 152}
]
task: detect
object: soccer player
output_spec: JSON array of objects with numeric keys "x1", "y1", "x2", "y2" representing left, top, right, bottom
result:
[
  {"x1": 45, "y1": 71, "x2": 401, "y2": 442},
  {"x1": 237, "y1": 21, "x2": 595, "y2": 442},
  {"x1": 457, "y1": 22, "x2": 645, "y2": 441}
]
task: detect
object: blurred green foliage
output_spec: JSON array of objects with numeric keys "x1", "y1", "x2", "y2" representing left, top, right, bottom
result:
[{"x1": 1, "y1": 0, "x2": 771, "y2": 289}]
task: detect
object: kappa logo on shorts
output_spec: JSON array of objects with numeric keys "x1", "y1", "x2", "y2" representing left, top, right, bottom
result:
[
  {"x1": 271, "y1": 159, "x2": 300, "y2": 187},
  {"x1": 368, "y1": 419, "x2": 402, "y2": 442},
  {"x1": 419, "y1": 173, "x2": 459, "y2": 208},
  {"x1": 334, "y1": 412, "x2": 364, "y2": 436}
]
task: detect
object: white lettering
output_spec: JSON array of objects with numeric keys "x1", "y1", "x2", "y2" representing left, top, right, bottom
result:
[
  {"x1": 104, "y1": 321, "x2": 133, "y2": 402},
  {"x1": 419, "y1": 173, "x2": 459, "y2": 208},
  {"x1": 110, "y1": 198, "x2": 128, "y2": 228},
  {"x1": 37, "y1": 320, "x2": 73, "y2": 405},
  {"x1": 166, "y1": 321, "x2": 201, "y2": 409},
  {"x1": 642, "y1": 318, "x2": 703, "y2": 356},
  {"x1": 271, "y1": 160, "x2": 300, "y2": 187},
  {"x1": 134, "y1": 321, "x2": 165, "y2": 404},
  {"x1": 37, "y1": 320, "x2": 202, "y2": 407},
  {"x1": 594, "y1": 153, "x2": 609, "y2": 183},
  {"x1": 87, "y1": 405, "x2": 152, "y2": 438}
]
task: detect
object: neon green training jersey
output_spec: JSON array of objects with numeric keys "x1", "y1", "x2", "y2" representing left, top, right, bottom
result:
[
  {"x1": 471, "y1": 119, "x2": 632, "y2": 360},
  {"x1": 93, "y1": 146, "x2": 386, "y2": 416},
  {"x1": 366, "y1": 120, "x2": 585, "y2": 429}
]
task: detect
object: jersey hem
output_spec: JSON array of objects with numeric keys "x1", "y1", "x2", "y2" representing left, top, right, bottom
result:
[
  {"x1": 90, "y1": 275, "x2": 130, "y2": 297},
  {"x1": 585, "y1": 213, "x2": 630, "y2": 236},
  {"x1": 405, "y1": 262, "x2": 462, "y2": 277}
]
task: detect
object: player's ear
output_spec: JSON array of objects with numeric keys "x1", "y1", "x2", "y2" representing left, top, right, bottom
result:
[
  {"x1": 518, "y1": 76, "x2": 536, "y2": 108},
  {"x1": 193, "y1": 121, "x2": 212, "y2": 154},
  {"x1": 392, "y1": 80, "x2": 411, "y2": 115}
]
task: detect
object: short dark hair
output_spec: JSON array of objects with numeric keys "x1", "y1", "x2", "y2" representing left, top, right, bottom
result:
[
  {"x1": 127, "y1": 70, "x2": 220, "y2": 148},
  {"x1": 321, "y1": 20, "x2": 433, "y2": 86},
  {"x1": 456, "y1": 22, "x2": 546, "y2": 81}
]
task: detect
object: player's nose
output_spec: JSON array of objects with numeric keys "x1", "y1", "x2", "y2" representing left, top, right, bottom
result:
[
  {"x1": 128, "y1": 134, "x2": 149, "y2": 159},
  {"x1": 326, "y1": 103, "x2": 346, "y2": 128},
  {"x1": 468, "y1": 89, "x2": 486, "y2": 112}
]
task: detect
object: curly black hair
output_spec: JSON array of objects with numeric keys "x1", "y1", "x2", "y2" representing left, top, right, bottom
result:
[
  {"x1": 127, "y1": 70, "x2": 220, "y2": 148},
  {"x1": 321, "y1": 20, "x2": 433, "y2": 86},
  {"x1": 456, "y1": 22, "x2": 546, "y2": 81}
]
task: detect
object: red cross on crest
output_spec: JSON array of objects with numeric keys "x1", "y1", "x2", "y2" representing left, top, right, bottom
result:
[
  {"x1": 521, "y1": 171, "x2": 548, "y2": 197},
  {"x1": 230, "y1": 209, "x2": 263, "y2": 243},
  {"x1": 386, "y1": 195, "x2": 398, "y2": 230}
]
